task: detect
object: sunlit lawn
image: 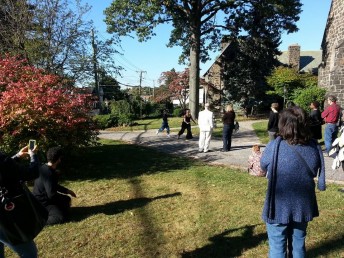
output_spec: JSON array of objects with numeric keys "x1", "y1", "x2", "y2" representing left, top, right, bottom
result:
[{"x1": 8, "y1": 139, "x2": 343, "y2": 257}]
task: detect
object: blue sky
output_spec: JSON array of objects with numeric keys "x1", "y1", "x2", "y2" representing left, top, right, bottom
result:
[{"x1": 84, "y1": 0, "x2": 332, "y2": 88}]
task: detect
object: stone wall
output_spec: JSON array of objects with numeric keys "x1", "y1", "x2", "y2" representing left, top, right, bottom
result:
[{"x1": 318, "y1": 0, "x2": 344, "y2": 106}]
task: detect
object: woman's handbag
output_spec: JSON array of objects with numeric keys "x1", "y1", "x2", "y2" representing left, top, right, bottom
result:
[
  {"x1": 234, "y1": 121, "x2": 240, "y2": 133},
  {"x1": 0, "y1": 183, "x2": 48, "y2": 245}
]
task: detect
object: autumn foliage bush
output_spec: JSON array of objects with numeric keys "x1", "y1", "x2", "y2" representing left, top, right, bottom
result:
[{"x1": 0, "y1": 56, "x2": 98, "y2": 153}]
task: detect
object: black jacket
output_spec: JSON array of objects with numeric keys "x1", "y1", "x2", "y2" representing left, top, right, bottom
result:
[{"x1": 0, "y1": 153, "x2": 39, "y2": 197}]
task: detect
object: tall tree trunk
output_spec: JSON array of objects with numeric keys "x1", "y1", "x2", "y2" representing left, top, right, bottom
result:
[{"x1": 189, "y1": 31, "x2": 200, "y2": 119}]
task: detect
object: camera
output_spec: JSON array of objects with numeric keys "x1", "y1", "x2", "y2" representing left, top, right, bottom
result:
[{"x1": 29, "y1": 140, "x2": 36, "y2": 150}]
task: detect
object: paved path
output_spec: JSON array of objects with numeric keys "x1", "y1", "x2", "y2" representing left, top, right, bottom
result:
[{"x1": 99, "y1": 120, "x2": 344, "y2": 185}]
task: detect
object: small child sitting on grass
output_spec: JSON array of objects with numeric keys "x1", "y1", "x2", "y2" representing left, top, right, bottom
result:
[{"x1": 248, "y1": 145, "x2": 266, "y2": 177}]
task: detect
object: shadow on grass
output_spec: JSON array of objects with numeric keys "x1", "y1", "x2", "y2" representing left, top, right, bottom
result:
[
  {"x1": 70, "y1": 192, "x2": 182, "y2": 222},
  {"x1": 63, "y1": 143, "x2": 197, "y2": 181},
  {"x1": 181, "y1": 224, "x2": 266, "y2": 258},
  {"x1": 307, "y1": 234, "x2": 344, "y2": 257}
]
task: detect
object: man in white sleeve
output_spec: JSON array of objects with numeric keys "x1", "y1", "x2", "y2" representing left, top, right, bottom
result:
[{"x1": 198, "y1": 103, "x2": 214, "y2": 153}]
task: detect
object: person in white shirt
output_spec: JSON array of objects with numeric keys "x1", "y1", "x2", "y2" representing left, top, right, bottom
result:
[{"x1": 198, "y1": 103, "x2": 214, "y2": 153}]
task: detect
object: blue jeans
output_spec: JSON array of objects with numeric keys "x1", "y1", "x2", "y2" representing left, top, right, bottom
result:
[
  {"x1": 0, "y1": 230, "x2": 37, "y2": 258},
  {"x1": 222, "y1": 124, "x2": 234, "y2": 151},
  {"x1": 266, "y1": 222, "x2": 308, "y2": 258},
  {"x1": 158, "y1": 122, "x2": 170, "y2": 134},
  {"x1": 324, "y1": 123, "x2": 338, "y2": 153}
]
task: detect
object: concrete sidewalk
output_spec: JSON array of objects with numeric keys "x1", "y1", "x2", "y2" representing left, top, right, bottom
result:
[{"x1": 99, "y1": 120, "x2": 344, "y2": 185}]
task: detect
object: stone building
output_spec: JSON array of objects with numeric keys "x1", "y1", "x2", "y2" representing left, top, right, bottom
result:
[
  {"x1": 278, "y1": 44, "x2": 322, "y2": 74},
  {"x1": 203, "y1": 42, "x2": 321, "y2": 107},
  {"x1": 318, "y1": 0, "x2": 344, "y2": 106}
]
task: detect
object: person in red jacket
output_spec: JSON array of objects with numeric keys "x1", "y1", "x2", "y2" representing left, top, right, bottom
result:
[{"x1": 321, "y1": 95, "x2": 341, "y2": 154}]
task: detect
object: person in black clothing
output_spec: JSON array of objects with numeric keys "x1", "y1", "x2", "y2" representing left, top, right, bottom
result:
[
  {"x1": 0, "y1": 145, "x2": 40, "y2": 257},
  {"x1": 33, "y1": 147, "x2": 76, "y2": 225},
  {"x1": 221, "y1": 104, "x2": 236, "y2": 152},
  {"x1": 156, "y1": 110, "x2": 170, "y2": 137},
  {"x1": 177, "y1": 109, "x2": 196, "y2": 139},
  {"x1": 309, "y1": 101, "x2": 323, "y2": 140},
  {"x1": 267, "y1": 102, "x2": 280, "y2": 141}
]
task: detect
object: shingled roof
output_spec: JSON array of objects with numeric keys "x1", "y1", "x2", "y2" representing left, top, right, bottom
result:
[{"x1": 277, "y1": 50, "x2": 322, "y2": 74}]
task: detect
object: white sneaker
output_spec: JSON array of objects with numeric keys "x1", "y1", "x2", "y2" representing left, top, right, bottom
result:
[
  {"x1": 156, "y1": 130, "x2": 159, "y2": 135},
  {"x1": 167, "y1": 134, "x2": 170, "y2": 138}
]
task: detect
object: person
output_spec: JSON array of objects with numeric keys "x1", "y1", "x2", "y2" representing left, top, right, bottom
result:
[
  {"x1": 33, "y1": 147, "x2": 76, "y2": 225},
  {"x1": 267, "y1": 102, "x2": 279, "y2": 141},
  {"x1": 309, "y1": 101, "x2": 322, "y2": 140},
  {"x1": 221, "y1": 104, "x2": 236, "y2": 152},
  {"x1": 321, "y1": 95, "x2": 341, "y2": 154},
  {"x1": 261, "y1": 106, "x2": 326, "y2": 258},
  {"x1": 177, "y1": 109, "x2": 196, "y2": 140},
  {"x1": 248, "y1": 145, "x2": 265, "y2": 177},
  {"x1": 156, "y1": 110, "x2": 170, "y2": 137},
  {"x1": 0, "y1": 145, "x2": 40, "y2": 257},
  {"x1": 286, "y1": 101, "x2": 296, "y2": 108},
  {"x1": 198, "y1": 103, "x2": 214, "y2": 153}
]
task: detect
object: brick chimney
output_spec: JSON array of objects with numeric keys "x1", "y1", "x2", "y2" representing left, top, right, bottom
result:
[{"x1": 288, "y1": 44, "x2": 301, "y2": 70}]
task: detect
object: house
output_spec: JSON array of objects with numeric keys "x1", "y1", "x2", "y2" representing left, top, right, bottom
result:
[
  {"x1": 277, "y1": 44, "x2": 322, "y2": 74},
  {"x1": 318, "y1": 0, "x2": 344, "y2": 106},
  {"x1": 202, "y1": 40, "x2": 235, "y2": 107},
  {"x1": 203, "y1": 41, "x2": 322, "y2": 106}
]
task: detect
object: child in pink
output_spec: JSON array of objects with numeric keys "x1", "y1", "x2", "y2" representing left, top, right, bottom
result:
[{"x1": 248, "y1": 145, "x2": 266, "y2": 177}]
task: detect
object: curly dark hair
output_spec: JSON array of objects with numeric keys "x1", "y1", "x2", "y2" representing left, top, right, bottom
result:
[
  {"x1": 46, "y1": 146, "x2": 63, "y2": 163},
  {"x1": 278, "y1": 106, "x2": 311, "y2": 145}
]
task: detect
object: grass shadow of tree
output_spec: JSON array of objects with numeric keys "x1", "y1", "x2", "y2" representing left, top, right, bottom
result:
[
  {"x1": 181, "y1": 224, "x2": 267, "y2": 257},
  {"x1": 70, "y1": 192, "x2": 182, "y2": 222},
  {"x1": 307, "y1": 234, "x2": 344, "y2": 257},
  {"x1": 63, "y1": 143, "x2": 198, "y2": 181}
]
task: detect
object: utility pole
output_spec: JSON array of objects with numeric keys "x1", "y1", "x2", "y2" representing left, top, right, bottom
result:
[
  {"x1": 153, "y1": 80, "x2": 155, "y2": 98},
  {"x1": 91, "y1": 28, "x2": 100, "y2": 109},
  {"x1": 137, "y1": 70, "x2": 146, "y2": 118}
]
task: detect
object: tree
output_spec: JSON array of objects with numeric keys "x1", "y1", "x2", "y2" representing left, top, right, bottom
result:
[
  {"x1": 98, "y1": 70, "x2": 124, "y2": 101},
  {"x1": 90, "y1": 29, "x2": 123, "y2": 92},
  {"x1": 158, "y1": 69, "x2": 189, "y2": 110},
  {"x1": 0, "y1": 56, "x2": 97, "y2": 153},
  {"x1": 266, "y1": 66, "x2": 302, "y2": 103},
  {"x1": 267, "y1": 66, "x2": 320, "y2": 107},
  {"x1": 0, "y1": 0, "x2": 34, "y2": 55},
  {"x1": 292, "y1": 87, "x2": 326, "y2": 111},
  {"x1": 104, "y1": 0, "x2": 302, "y2": 118},
  {"x1": 26, "y1": 0, "x2": 93, "y2": 80},
  {"x1": 222, "y1": 0, "x2": 302, "y2": 102}
]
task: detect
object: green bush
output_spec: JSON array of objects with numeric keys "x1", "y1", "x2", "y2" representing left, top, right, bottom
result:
[
  {"x1": 173, "y1": 107, "x2": 183, "y2": 117},
  {"x1": 292, "y1": 86, "x2": 326, "y2": 111},
  {"x1": 110, "y1": 100, "x2": 134, "y2": 126},
  {"x1": 93, "y1": 115, "x2": 118, "y2": 129}
]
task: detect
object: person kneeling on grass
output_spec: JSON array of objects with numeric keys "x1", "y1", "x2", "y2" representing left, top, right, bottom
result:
[
  {"x1": 248, "y1": 145, "x2": 266, "y2": 177},
  {"x1": 33, "y1": 147, "x2": 76, "y2": 225}
]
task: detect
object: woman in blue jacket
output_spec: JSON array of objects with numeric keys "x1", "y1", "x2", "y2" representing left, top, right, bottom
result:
[{"x1": 261, "y1": 106, "x2": 326, "y2": 258}]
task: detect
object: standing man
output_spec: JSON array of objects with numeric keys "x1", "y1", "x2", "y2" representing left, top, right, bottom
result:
[
  {"x1": 198, "y1": 103, "x2": 214, "y2": 153},
  {"x1": 321, "y1": 95, "x2": 341, "y2": 154}
]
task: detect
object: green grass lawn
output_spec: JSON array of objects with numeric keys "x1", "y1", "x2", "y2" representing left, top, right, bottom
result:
[{"x1": 10, "y1": 139, "x2": 343, "y2": 257}]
